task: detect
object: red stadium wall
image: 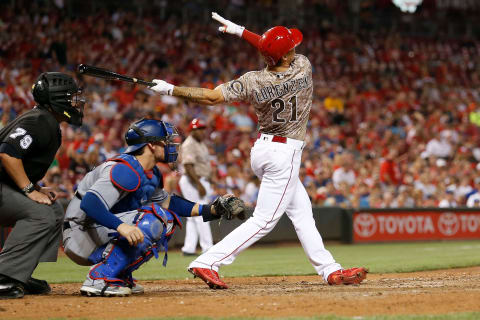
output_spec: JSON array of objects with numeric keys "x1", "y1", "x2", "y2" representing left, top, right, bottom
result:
[{"x1": 353, "y1": 209, "x2": 480, "y2": 242}]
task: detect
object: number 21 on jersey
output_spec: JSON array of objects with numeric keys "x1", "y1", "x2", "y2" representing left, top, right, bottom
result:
[{"x1": 271, "y1": 96, "x2": 297, "y2": 123}]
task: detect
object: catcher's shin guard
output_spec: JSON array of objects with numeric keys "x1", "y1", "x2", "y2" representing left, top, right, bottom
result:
[{"x1": 86, "y1": 205, "x2": 179, "y2": 293}]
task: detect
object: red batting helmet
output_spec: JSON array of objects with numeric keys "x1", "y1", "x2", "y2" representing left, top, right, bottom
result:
[
  {"x1": 258, "y1": 26, "x2": 303, "y2": 66},
  {"x1": 189, "y1": 118, "x2": 206, "y2": 130}
]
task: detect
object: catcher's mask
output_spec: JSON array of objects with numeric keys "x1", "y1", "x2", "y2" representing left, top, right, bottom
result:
[
  {"x1": 32, "y1": 72, "x2": 85, "y2": 126},
  {"x1": 124, "y1": 118, "x2": 179, "y2": 163}
]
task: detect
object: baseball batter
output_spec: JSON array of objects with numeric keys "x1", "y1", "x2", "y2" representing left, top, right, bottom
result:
[
  {"x1": 179, "y1": 119, "x2": 214, "y2": 255},
  {"x1": 150, "y1": 12, "x2": 367, "y2": 289}
]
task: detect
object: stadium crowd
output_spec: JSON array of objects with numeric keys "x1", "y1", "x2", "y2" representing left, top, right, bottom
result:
[{"x1": 1, "y1": 0, "x2": 480, "y2": 209}]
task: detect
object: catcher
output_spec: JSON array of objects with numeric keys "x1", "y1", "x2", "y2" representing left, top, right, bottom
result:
[{"x1": 62, "y1": 118, "x2": 245, "y2": 297}]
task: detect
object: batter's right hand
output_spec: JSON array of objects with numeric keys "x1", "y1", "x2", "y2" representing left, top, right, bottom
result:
[
  {"x1": 212, "y1": 12, "x2": 244, "y2": 37},
  {"x1": 117, "y1": 223, "x2": 144, "y2": 246},
  {"x1": 27, "y1": 190, "x2": 52, "y2": 205}
]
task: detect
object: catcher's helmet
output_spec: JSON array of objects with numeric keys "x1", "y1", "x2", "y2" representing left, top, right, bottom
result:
[
  {"x1": 189, "y1": 118, "x2": 206, "y2": 130},
  {"x1": 32, "y1": 72, "x2": 85, "y2": 126},
  {"x1": 258, "y1": 26, "x2": 303, "y2": 66},
  {"x1": 124, "y1": 118, "x2": 179, "y2": 163}
]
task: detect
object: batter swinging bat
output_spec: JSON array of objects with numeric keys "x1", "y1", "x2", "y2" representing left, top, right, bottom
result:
[{"x1": 77, "y1": 64, "x2": 155, "y2": 87}]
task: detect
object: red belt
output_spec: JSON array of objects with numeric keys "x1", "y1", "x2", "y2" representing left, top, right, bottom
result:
[{"x1": 257, "y1": 133, "x2": 287, "y2": 143}]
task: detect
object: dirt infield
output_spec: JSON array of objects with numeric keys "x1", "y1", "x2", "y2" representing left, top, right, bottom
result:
[{"x1": 1, "y1": 267, "x2": 479, "y2": 319}]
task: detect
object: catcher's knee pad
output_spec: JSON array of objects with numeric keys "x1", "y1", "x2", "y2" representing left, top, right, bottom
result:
[{"x1": 88, "y1": 204, "x2": 180, "y2": 283}]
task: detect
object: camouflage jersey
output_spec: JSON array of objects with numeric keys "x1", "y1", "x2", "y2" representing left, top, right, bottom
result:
[{"x1": 219, "y1": 54, "x2": 313, "y2": 141}]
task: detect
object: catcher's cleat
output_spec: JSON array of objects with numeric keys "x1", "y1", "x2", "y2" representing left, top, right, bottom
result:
[
  {"x1": 327, "y1": 267, "x2": 368, "y2": 285},
  {"x1": 130, "y1": 282, "x2": 144, "y2": 294},
  {"x1": 80, "y1": 278, "x2": 131, "y2": 297},
  {"x1": 188, "y1": 267, "x2": 228, "y2": 289}
]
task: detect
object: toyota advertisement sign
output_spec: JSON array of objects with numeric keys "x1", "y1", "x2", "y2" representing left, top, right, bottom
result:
[{"x1": 353, "y1": 210, "x2": 480, "y2": 242}]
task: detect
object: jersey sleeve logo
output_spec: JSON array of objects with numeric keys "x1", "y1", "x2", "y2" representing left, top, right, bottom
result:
[
  {"x1": 229, "y1": 80, "x2": 244, "y2": 95},
  {"x1": 9, "y1": 127, "x2": 33, "y2": 149}
]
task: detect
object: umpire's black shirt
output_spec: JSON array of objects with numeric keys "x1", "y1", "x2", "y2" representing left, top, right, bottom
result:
[{"x1": 0, "y1": 107, "x2": 61, "y2": 190}]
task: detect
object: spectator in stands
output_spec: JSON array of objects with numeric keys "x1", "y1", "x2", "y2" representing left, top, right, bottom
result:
[{"x1": 332, "y1": 153, "x2": 355, "y2": 190}]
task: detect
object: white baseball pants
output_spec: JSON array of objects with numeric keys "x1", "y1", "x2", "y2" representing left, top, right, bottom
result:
[
  {"x1": 179, "y1": 175, "x2": 213, "y2": 254},
  {"x1": 189, "y1": 135, "x2": 342, "y2": 281}
]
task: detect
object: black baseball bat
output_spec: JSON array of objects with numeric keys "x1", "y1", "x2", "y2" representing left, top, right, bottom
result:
[{"x1": 77, "y1": 64, "x2": 155, "y2": 87}]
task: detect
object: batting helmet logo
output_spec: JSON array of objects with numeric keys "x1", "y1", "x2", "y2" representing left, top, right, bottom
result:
[{"x1": 258, "y1": 26, "x2": 303, "y2": 66}]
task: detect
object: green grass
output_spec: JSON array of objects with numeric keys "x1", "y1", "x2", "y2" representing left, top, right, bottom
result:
[{"x1": 33, "y1": 240, "x2": 480, "y2": 283}]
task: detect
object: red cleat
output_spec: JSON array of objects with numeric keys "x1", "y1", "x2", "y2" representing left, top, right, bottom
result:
[
  {"x1": 327, "y1": 267, "x2": 368, "y2": 285},
  {"x1": 189, "y1": 268, "x2": 229, "y2": 289}
]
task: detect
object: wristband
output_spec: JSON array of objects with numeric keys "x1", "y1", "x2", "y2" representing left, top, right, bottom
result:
[{"x1": 22, "y1": 182, "x2": 35, "y2": 195}]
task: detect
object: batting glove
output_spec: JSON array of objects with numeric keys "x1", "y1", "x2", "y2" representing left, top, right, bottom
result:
[
  {"x1": 150, "y1": 79, "x2": 174, "y2": 96},
  {"x1": 212, "y1": 12, "x2": 245, "y2": 37}
]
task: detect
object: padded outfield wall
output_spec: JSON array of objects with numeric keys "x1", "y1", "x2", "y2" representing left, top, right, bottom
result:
[{"x1": 1, "y1": 207, "x2": 480, "y2": 250}]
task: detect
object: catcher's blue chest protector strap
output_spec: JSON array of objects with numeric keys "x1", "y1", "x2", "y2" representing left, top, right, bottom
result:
[
  {"x1": 109, "y1": 154, "x2": 162, "y2": 213},
  {"x1": 87, "y1": 204, "x2": 181, "y2": 284}
]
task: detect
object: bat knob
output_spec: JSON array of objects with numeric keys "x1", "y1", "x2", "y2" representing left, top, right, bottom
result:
[{"x1": 77, "y1": 64, "x2": 86, "y2": 74}]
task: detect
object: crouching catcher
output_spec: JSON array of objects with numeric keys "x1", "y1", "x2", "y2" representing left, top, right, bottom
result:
[{"x1": 62, "y1": 118, "x2": 245, "y2": 297}]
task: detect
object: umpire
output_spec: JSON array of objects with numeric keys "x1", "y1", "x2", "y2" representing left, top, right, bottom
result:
[{"x1": 0, "y1": 72, "x2": 85, "y2": 299}]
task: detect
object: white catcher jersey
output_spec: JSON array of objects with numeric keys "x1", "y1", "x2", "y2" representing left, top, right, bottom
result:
[{"x1": 219, "y1": 54, "x2": 313, "y2": 141}]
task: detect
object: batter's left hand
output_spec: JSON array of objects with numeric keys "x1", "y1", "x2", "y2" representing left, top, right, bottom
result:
[
  {"x1": 39, "y1": 187, "x2": 57, "y2": 202},
  {"x1": 150, "y1": 79, "x2": 174, "y2": 95}
]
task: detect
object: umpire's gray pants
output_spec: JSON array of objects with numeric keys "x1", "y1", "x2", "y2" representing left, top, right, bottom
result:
[{"x1": 0, "y1": 183, "x2": 64, "y2": 283}]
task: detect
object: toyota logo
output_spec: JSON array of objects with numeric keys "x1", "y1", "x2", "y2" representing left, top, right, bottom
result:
[
  {"x1": 354, "y1": 213, "x2": 377, "y2": 237},
  {"x1": 438, "y1": 212, "x2": 459, "y2": 236}
]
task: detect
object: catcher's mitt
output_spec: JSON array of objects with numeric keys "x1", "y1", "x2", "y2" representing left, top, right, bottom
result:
[{"x1": 212, "y1": 194, "x2": 246, "y2": 220}]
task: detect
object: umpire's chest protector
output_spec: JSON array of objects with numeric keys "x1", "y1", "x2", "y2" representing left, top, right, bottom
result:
[{"x1": 108, "y1": 154, "x2": 162, "y2": 213}]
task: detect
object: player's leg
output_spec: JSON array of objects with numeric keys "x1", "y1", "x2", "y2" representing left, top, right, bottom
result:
[
  {"x1": 0, "y1": 184, "x2": 62, "y2": 295},
  {"x1": 179, "y1": 175, "x2": 200, "y2": 255},
  {"x1": 80, "y1": 205, "x2": 175, "y2": 296},
  {"x1": 197, "y1": 179, "x2": 213, "y2": 252},
  {"x1": 188, "y1": 141, "x2": 301, "y2": 287},
  {"x1": 285, "y1": 179, "x2": 368, "y2": 285},
  {"x1": 182, "y1": 217, "x2": 200, "y2": 255},
  {"x1": 284, "y1": 178, "x2": 342, "y2": 280},
  {"x1": 194, "y1": 216, "x2": 213, "y2": 253}
]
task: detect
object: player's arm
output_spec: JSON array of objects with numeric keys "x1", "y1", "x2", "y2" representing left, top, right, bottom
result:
[
  {"x1": 0, "y1": 152, "x2": 52, "y2": 204},
  {"x1": 211, "y1": 12, "x2": 261, "y2": 48},
  {"x1": 80, "y1": 164, "x2": 144, "y2": 245},
  {"x1": 0, "y1": 121, "x2": 53, "y2": 205},
  {"x1": 156, "y1": 192, "x2": 246, "y2": 221},
  {"x1": 160, "y1": 193, "x2": 219, "y2": 221},
  {"x1": 150, "y1": 81, "x2": 225, "y2": 105}
]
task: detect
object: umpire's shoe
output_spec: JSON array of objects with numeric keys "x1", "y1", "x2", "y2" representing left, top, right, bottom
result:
[
  {"x1": 24, "y1": 277, "x2": 51, "y2": 295},
  {"x1": 0, "y1": 274, "x2": 25, "y2": 299},
  {"x1": 188, "y1": 267, "x2": 228, "y2": 289}
]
